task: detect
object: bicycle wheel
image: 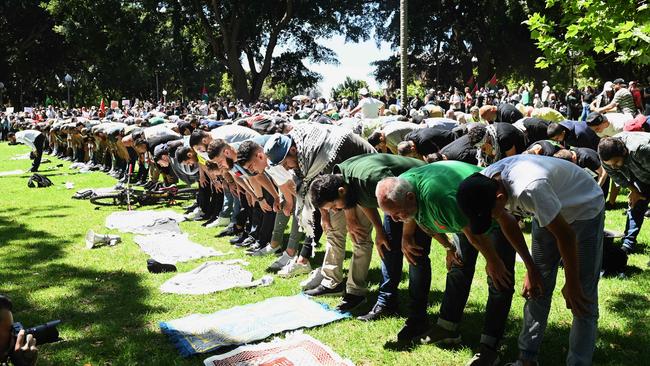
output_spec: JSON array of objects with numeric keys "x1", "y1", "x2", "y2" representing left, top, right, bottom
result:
[
  {"x1": 174, "y1": 188, "x2": 198, "y2": 201},
  {"x1": 89, "y1": 192, "x2": 127, "y2": 206}
]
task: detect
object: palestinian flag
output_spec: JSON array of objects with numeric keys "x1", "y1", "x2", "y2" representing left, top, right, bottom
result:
[
  {"x1": 488, "y1": 74, "x2": 498, "y2": 86},
  {"x1": 201, "y1": 85, "x2": 209, "y2": 102}
]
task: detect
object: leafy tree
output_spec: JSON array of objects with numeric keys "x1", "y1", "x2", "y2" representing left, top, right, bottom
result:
[
  {"x1": 176, "y1": 0, "x2": 373, "y2": 102},
  {"x1": 526, "y1": 0, "x2": 650, "y2": 80},
  {"x1": 330, "y1": 77, "x2": 369, "y2": 100}
]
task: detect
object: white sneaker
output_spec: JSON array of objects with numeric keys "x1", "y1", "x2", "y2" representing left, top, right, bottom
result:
[
  {"x1": 215, "y1": 217, "x2": 230, "y2": 227},
  {"x1": 299, "y1": 267, "x2": 323, "y2": 289},
  {"x1": 268, "y1": 252, "x2": 295, "y2": 271},
  {"x1": 204, "y1": 220, "x2": 220, "y2": 228},
  {"x1": 184, "y1": 207, "x2": 204, "y2": 221},
  {"x1": 278, "y1": 259, "x2": 312, "y2": 278},
  {"x1": 248, "y1": 244, "x2": 282, "y2": 257}
]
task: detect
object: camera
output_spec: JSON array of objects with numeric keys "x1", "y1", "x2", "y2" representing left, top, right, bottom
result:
[{"x1": 11, "y1": 320, "x2": 61, "y2": 345}]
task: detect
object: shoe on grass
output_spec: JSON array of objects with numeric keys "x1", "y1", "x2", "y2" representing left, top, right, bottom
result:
[
  {"x1": 357, "y1": 302, "x2": 398, "y2": 321},
  {"x1": 267, "y1": 252, "x2": 295, "y2": 272},
  {"x1": 300, "y1": 267, "x2": 324, "y2": 290},
  {"x1": 421, "y1": 324, "x2": 462, "y2": 345},
  {"x1": 397, "y1": 321, "x2": 432, "y2": 345},
  {"x1": 184, "y1": 207, "x2": 204, "y2": 221},
  {"x1": 466, "y1": 344, "x2": 500, "y2": 366},
  {"x1": 303, "y1": 282, "x2": 345, "y2": 297},
  {"x1": 234, "y1": 236, "x2": 256, "y2": 248},
  {"x1": 278, "y1": 259, "x2": 312, "y2": 278},
  {"x1": 248, "y1": 244, "x2": 282, "y2": 257},
  {"x1": 147, "y1": 259, "x2": 177, "y2": 274},
  {"x1": 245, "y1": 241, "x2": 264, "y2": 252},
  {"x1": 336, "y1": 293, "x2": 366, "y2": 312},
  {"x1": 215, "y1": 216, "x2": 230, "y2": 227}
]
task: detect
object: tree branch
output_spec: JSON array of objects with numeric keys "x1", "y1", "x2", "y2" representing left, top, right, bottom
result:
[
  {"x1": 258, "y1": 0, "x2": 293, "y2": 79},
  {"x1": 188, "y1": 0, "x2": 227, "y2": 64}
]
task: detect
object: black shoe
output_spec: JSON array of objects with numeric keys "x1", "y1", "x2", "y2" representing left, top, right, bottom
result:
[
  {"x1": 357, "y1": 302, "x2": 398, "y2": 321},
  {"x1": 396, "y1": 321, "x2": 432, "y2": 345},
  {"x1": 336, "y1": 294, "x2": 366, "y2": 312},
  {"x1": 183, "y1": 202, "x2": 199, "y2": 213},
  {"x1": 229, "y1": 233, "x2": 248, "y2": 245},
  {"x1": 244, "y1": 241, "x2": 264, "y2": 252},
  {"x1": 235, "y1": 236, "x2": 257, "y2": 248},
  {"x1": 147, "y1": 259, "x2": 177, "y2": 274},
  {"x1": 303, "y1": 282, "x2": 345, "y2": 297},
  {"x1": 621, "y1": 245, "x2": 632, "y2": 255},
  {"x1": 605, "y1": 202, "x2": 616, "y2": 210},
  {"x1": 217, "y1": 225, "x2": 239, "y2": 237}
]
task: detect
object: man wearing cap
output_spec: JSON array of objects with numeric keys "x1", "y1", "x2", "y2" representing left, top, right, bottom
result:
[
  {"x1": 598, "y1": 133, "x2": 650, "y2": 255},
  {"x1": 263, "y1": 123, "x2": 377, "y2": 309},
  {"x1": 375, "y1": 161, "x2": 541, "y2": 365},
  {"x1": 350, "y1": 88, "x2": 384, "y2": 119},
  {"x1": 596, "y1": 78, "x2": 638, "y2": 116},
  {"x1": 457, "y1": 154, "x2": 605, "y2": 366},
  {"x1": 585, "y1": 111, "x2": 626, "y2": 138},
  {"x1": 308, "y1": 154, "x2": 433, "y2": 341}
]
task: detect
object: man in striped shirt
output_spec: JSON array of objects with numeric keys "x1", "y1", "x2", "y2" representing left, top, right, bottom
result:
[{"x1": 596, "y1": 78, "x2": 638, "y2": 116}]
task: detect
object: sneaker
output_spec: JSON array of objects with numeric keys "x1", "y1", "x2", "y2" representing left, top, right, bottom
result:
[
  {"x1": 204, "y1": 218, "x2": 220, "y2": 228},
  {"x1": 147, "y1": 259, "x2": 177, "y2": 273},
  {"x1": 278, "y1": 259, "x2": 312, "y2": 278},
  {"x1": 466, "y1": 344, "x2": 500, "y2": 366},
  {"x1": 303, "y1": 282, "x2": 345, "y2": 297},
  {"x1": 184, "y1": 207, "x2": 205, "y2": 221},
  {"x1": 300, "y1": 267, "x2": 324, "y2": 290},
  {"x1": 230, "y1": 233, "x2": 248, "y2": 245},
  {"x1": 248, "y1": 244, "x2": 282, "y2": 257},
  {"x1": 421, "y1": 324, "x2": 462, "y2": 345},
  {"x1": 336, "y1": 294, "x2": 366, "y2": 312},
  {"x1": 217, "y1": 225, "x2": 240, "y2": 238},
  {"x1": 235, "y1": 236, "x2": 257, "y2": 248},
  {"x1": 267, "y1": 252, "x2": 295, "y2": 272},
  {"x1": 397, "y1": 321, "x2": 432, "y2": 345},
  {"x1": 245, "y1": 241, "x2": 264, "y2": 252},
  {"x1": 215, "y1": 216, "x2": 230, "y2": 227},
  {"x1": 357, "y1": 303, "x2": 398, "y2": 321}
]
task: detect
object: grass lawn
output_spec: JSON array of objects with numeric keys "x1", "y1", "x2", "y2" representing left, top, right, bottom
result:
[{"x1": 0, "y1": 142, "x2": 649, "y2": 366}]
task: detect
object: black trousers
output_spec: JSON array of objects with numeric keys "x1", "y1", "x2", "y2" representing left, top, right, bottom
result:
[{"x1": 31, "y1": 134, "x2": 46, "y2": 172}]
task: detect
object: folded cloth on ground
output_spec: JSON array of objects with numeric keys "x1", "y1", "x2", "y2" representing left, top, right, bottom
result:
[
  {"x1": 0, "y1": 170, "x2": 24, "y2": 176},
  {"x1": 160, "y1": 260, "x2": 273, "y2": 295},
  {"x1": 134, "y1": 232, "x2": 226, "y2": 264},
  {"x1": 160, "y1": 294, "x2": 349, "y2": 356},
  {"x1": 203, "y1": 332, "x2": 354, "y2": 366},
  {"x1": 106, "y1": 210, "x2": 185, "y2": 234},
  {"x1": 10, "y1": 153, "x2": 31, "y2": 160}
]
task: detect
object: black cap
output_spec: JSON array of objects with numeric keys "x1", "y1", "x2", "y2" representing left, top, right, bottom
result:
[
  {"x1": 456, "y1": 172, "x2": 498, "y2": 235},
  {"x1": 585, "y1": 112, "x2": 607, "y2": 126},
  {"x1": 612, "y1": 78, "x2": 625, "y2": 85}
]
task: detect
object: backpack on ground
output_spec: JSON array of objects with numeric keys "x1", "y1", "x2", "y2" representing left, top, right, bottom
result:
[{"x1": 27, "y1": 173, "x2": 53, "y2": 188}]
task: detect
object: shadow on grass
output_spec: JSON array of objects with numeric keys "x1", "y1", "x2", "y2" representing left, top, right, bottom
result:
[{"x1": 0, "y1": 213, "x2": 166, "y2": 365}]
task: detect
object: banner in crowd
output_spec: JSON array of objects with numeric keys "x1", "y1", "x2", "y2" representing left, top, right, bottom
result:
[
  {"x1": 110, "y1": 100, "x2": 119, "y2": 109},
  {"x1": 122, "y1": 99, "x2": 130, "y2": 107},
  {"x1": 23, "y1": 107, "x2": 33, "y2": 113}
]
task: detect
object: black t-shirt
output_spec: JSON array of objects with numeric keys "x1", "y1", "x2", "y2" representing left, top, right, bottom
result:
[
  {"x1": 583, "y1": 92, "x2": 594, "y2": 104},
  {"x1": 147, "y1": 135, "x2": 182, "y2": 154},
  {"x1": 496, "y1": 103, "x2": 524, "y2": 123},
  {"x1": 521, "y1": 117, "x2": 550, "y2": 143},
  {"x1": 495, "y1": 122, "x2": 527, "y2": 154},
  {"x1": 572, "y1": 147, "x2": 601, "y2": 172},
  {"x1": 561, "y1": 120, "x2": 600, "y2": 150},
  {"x1": 527, "y1": 139, "x2": 563, "y2": 156},
  {"x1": 405, "y1": 127, "x2": 456, "y2": 156},
  {"x1": 440, "y1": 135, "x2": 478, "y2": 164}
]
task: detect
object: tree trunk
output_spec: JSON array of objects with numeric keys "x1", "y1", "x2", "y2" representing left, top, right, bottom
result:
[{"x1": 400, "y1": 0, "x2": 408, "y2": 106}]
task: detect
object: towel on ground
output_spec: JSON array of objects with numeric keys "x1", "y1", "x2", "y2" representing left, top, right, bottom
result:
[
  {"x1": 160, "y1": 295, "x2": 349, "y2": 356},
  {"x1": 160, "y1": 260, "x2": 273, "y2": 294}
]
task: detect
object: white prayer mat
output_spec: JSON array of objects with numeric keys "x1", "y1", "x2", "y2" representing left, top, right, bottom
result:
[
  {"x1": 134, "y1": 232, "x2": 226, "y2": 264},
  {"x1": 105, "y1": 210, "x2": 185, "y2": 234}
]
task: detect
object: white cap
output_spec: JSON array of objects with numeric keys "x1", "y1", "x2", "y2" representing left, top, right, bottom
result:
[
  {"x1": 603, "y1": 81, "x2": 613, "y2": 92},
  {"x1": 359, "y1": 87, "x2": 369, "y2": 96}
]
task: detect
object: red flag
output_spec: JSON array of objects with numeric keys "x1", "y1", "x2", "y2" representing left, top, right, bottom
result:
[
  {"x1": 466, "y1": 75, "x2": 475, "y2": 87},
  {"x1": 99, "y1": 98, "x2": 106, "y2": 117},
  {"x1": 472, "y1": 83, "x2": 479, "y2": 93},
  {"x1": 488, "y1": 74, "x2": 498, "y2": 86}
]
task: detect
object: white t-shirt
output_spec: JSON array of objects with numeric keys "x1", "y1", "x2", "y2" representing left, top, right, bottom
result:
[
  {"x1": 15, "y1": 130, "x2": 42, "y2": 150},
  {"x1": 600, "y1": 112, "x2": 630, "y2": 137},
  {"x1": 266, "y1": 165, "x2": 293, "y2": 186},
  {"x1": 541, "y1": 86, "x2": 551, "y2": 102},
  {"x1": 481, "y1": 155, "x2": 604, "y2": 227},
  {"x1": 357, "y1": 97, "x2": 384, "y2": 119},
  {"x1": 210, "y1": 125, "x2": 260, "y2": 143}
]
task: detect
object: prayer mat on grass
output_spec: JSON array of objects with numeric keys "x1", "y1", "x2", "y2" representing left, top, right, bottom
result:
[
  {"x1": 160, "y1": 295, "x2": 349, "y2": 356},
  {"x1": 134, "y1": 232, "x2": 226, "y2": 264},
  {"x1": 0, "y1": 170, "x2": 25, "y2": 176},
  {"x1": 105, "y1": 210, "x2": 184, "y2": 234},
  {"x1": 203, "y1": 332, "x2": 354, "y2": 366},
  {"x1": 160, "y1": 260, "x2": 273, "y2": 295}
]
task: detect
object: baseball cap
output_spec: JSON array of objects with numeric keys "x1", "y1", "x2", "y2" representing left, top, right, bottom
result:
[
  {"x1": 359, "y1": 87, "x2": 370, "y2": 96},
  {"x1": 603, "y1": 81, "x2": 614, "y2": 92},
  {"x1": 612, "y1": 78, "x2": 625, "y2": 85},
  {"x1": 586, "y1": 112, "x2": 607, "y2": 126},
  {"x1": 456, "y1": 172, "x2": 498, "y2": 235},
  {"x1": 263, "y1": 133, "x2": 292, "y2": 166}
]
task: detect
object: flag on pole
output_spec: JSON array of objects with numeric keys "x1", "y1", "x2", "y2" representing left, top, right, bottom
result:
[
  {"x1": 472, "y1": 83, "x2": 479, "y2": 93},
  {"x1": 45, "y1": 96, "x2": 53, "y2": 107},
  {"x1": 488, "y1": 74, "x2": 498, "y2": 86},
  {"x1": 99, "y1": 98, "x2": 106, "y2": 117},
  {"x1": 466, "y1": 75, "x2": 475, "y2": 87},
  {"x1": 201, "y1": 85, "x2": 209, "y2": 102}
]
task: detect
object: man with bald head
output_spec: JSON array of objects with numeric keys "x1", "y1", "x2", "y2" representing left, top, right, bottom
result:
[{"x1": 375, "y1": 162, "x2": 541, "y2": 365}]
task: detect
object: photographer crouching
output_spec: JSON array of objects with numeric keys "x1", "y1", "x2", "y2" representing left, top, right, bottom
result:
[{"x1": 0, "y1": 295, "x2": 37, "y2": 366}]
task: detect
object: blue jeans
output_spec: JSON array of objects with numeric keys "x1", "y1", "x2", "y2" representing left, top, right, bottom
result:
[
  {"x1": 579, "y1": 103, "x2": 590, "y2": 122},
  {"x1": 437, "y1": 229, "x2": 516, "y2": 348},
  {"x1": 622, "y1": 182, "x2": 650, "y2": 252},
  {"x1": 519, "y1": 210, "x2": 604, "y2": 365},
  {"x1": 219, "y1": 191, "x2": 234, "y2": 219},
  {"x1": 377, "y1": 215, "x2": 432, "y2": 322}
]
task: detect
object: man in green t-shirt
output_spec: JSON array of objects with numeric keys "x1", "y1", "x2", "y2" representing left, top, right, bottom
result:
[
  {"x1": 376, "y1": 162, "x2": 542, "y2": 365},
  {"x1": 309, "y1": 154, "x2": 434, "y2": 344}
]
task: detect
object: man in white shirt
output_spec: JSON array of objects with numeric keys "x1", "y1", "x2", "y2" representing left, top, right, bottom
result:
[
  {"x1": 541, "y1": 81, "x2": 551, "y2": 107},
  {"x1": 350, "y1": 88, "x2": 384, "y2": 119},
  {"x1": 585, "y1": 111, "x2": 627, "y2": 138},
  {"x1": 457, "y1": 155, "x2": 605, "y2": 366},
  {"x1": 8, "y1": 129, "x2": 45, "y2": 172}
]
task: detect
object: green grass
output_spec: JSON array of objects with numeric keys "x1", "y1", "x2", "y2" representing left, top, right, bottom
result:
[{"x1": 0, "y1": 143, "x2": 649, "y2": 366}]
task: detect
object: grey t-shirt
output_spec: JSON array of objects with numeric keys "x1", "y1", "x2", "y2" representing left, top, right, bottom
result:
[{"x1": 482, "y1": 155, "x2": 604, "y2": 226}]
